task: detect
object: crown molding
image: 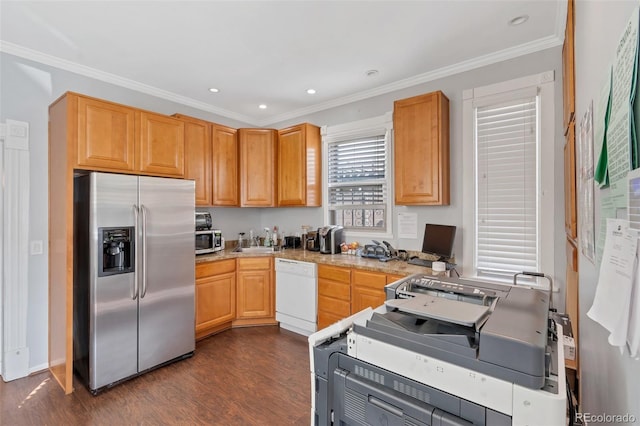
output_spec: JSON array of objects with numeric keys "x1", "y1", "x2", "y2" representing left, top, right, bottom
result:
[
  {"x1": 259, "y1": 34, "x2": 563, "y2": 126},
  {"x1": 0, "y1": 41, "x2": 256, "y2": 125},
  {"x1": 2, "y1": 33, "x2": 563, "y2": 128}
]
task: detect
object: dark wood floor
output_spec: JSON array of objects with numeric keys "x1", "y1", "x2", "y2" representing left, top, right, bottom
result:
[{"x1": 1, "y1": 326, "x2": 311, "y2": 425}]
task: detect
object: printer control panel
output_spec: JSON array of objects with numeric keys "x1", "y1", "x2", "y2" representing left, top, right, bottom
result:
[{"x1": 403, "y1": 276, "x2": 496, "y2": 298}]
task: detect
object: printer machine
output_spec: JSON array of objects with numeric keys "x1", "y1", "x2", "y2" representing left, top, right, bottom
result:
[{"x1": 309, "y1": 274, "x2": 567, "y2": 426}]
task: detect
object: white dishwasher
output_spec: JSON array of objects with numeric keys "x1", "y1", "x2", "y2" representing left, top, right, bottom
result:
[{"x1": 275, "y1": 258, "x2": 318, "y2": 336}]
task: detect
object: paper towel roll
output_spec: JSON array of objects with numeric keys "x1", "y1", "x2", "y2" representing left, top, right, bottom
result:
[{"x1": 432, "y1": 261, "x2": 447, "y2": 277}]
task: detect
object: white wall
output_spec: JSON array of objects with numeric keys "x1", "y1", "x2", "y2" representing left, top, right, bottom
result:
[
  {"x1": 267, "y1": 47, "x2": 566, "y2": 309},
  {"x1": 0, "y1": 43, "x2": 565, "y2": 374},
  {"x1": 574, "y1": 0, "x2": 640, "y2": 420},
  {"x1": 0, "y1": 52, "x2": 253, "y2": 373}
]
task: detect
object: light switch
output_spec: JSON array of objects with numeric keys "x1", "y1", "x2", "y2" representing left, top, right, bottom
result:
[{"x1": 30, "y1": 240, "x2": 43, "y2": 255}]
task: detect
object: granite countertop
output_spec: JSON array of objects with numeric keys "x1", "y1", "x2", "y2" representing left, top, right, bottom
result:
[{"x1": 196, "y1": 245, "x2": 433, "y2": 276}]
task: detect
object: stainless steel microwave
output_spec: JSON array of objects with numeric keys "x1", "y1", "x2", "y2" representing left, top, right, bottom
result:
[{"x1": 196, "y1": 229, "x2": 223, "y2": 255}]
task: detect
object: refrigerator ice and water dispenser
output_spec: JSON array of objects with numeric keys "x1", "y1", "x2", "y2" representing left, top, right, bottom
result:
[{"x1": 98, "y1": 227, "x2": 134, "y2": 276}]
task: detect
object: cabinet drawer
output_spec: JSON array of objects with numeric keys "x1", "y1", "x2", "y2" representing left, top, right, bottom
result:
[
  {"x1": 237, "y1": 257, "x2": 271, "y2": 271},
  {"x1": 196, "y1": 259, "x2": 235, "y2": 278},
  {"x1": 318, "y1": 278, "x2": 350, "y2": 300},
  {"x1": 387, "y1": 274, "x2": 407, "y2": 284},
  {"x1": 318, "y1": 295, "x2": 350, "y2": 317},
  {"x1": 318, "y1": 311, "x2": 346, "y2": 330},
  {"x1": 352, "y1": 270, "x2": 387, "y2": 289},
  {"x1": 318, "y1": 265, "x2": 350, "y2": 283}
]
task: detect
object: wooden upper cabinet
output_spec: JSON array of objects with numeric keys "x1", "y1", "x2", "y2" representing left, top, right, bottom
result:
[
  {"x1": 75, "y1": 93, "x2": 184, "y2": 177},
  {"x1": 563, "y1": 0, "x2": 575, "y2": 132},
  {"x1": 239, "y1": 128, "x2": 277, "y2": 207},
  {"x1": 393, "y1": 91, "x2": 450, "y2": 205},
  {"x1": 565, "y1": 121, "x2": 577, "y2": 239},
  {"x1": 212, "y1": 124, "x2": 239, "y2": 206},
  {"x1": 138, "y1": 111, "x2": 185, "y2": 177},
  {"x1": 176, "y1": 114, "x2": 212, "y2": 206},
  {"x1": 277, "y1": 123, "x2": 321, "y2": 206},
  {"x1": 76, "y1": 95, "x2": 136, "y2": 171}
]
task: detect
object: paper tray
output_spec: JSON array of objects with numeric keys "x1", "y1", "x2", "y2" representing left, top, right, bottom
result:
[{"x1": 385, "y1": 295, "x2": 491, "y2": 328}]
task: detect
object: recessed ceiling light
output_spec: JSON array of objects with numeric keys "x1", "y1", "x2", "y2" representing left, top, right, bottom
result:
[
  {"x1": 208, "y1": 87, "x2": 219, "y2": 93},
  {"x1": 509, "y1": 15, "x2": 529, "y2": 26},
  {"x1": 306, "y1": 89, "x2": 316, "y2": 95},
  {"x1": 258, "y1": 104, "x2": 267, "y2": 109}
]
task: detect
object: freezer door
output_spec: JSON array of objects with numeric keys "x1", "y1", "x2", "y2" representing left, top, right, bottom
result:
[
  {"x1": 138, "y1": 176, "x2": 195, "y2": 372},
  {"x1": 89, "y1": 173, "x2": 139, "y2": 390}
]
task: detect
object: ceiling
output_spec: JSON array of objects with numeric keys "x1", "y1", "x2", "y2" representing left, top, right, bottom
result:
[{"x1": 0, "y1": 1, "x2": 566, "y2": 126}]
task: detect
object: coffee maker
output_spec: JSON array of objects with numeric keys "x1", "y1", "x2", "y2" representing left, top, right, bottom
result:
[{"x1": 318, "y1": 225, "x2": 344, "y2": 254}]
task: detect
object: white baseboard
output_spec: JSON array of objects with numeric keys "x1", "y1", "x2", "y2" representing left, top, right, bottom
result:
[{"x1": 29, "y1": 362, "x2": 49, "y2": 375}]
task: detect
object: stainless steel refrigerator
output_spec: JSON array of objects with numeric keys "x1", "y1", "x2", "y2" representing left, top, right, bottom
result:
[{"x1": 74, "y1": 172, "x2": 195, "y2": 393}]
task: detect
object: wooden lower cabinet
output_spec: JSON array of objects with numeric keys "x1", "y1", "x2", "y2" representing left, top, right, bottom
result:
[
  {"x1": 351, "y1": 270, "x2": 387, "y2": 314},
  {"x1": 234, "y1": 257, "x2": 276, "y2": 326},
  {"x1": 352, "y1": 270, "x2": 408, "y2": 314},
  {"x1": 318, "y1": 265, "x2": 351, "y2": 330},
  {"x1": 195, "y1": 259, "x2": 236, "y2": 340},
  {"x1": 565, "y1": 238, "x2": 579, "y2": 370},
  {"x1": 195, "y1": 257, "x2": 407, "y2": 338},
  {"x1": 318, "y1": 265, "x2": 406, "y2": 329}
]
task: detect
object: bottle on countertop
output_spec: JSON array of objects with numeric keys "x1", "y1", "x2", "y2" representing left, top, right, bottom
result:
[
  {"x1": 264, "y1": 227, "x2": 272, "y2": 247},
  {"x1": 272, "y1": 225, "x2": 279, "y2": 247}
]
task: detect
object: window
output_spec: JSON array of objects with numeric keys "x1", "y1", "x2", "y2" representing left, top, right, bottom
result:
[
  {"x1": 462, "y1": 72, "x2": 555, "y2": 286},
  {"x1": 322, "y1": 113, "x2": 393, "y2": 238}
]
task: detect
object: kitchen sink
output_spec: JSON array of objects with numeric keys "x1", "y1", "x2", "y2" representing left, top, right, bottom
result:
[{"x1": 233, "y1": 246, "x2": 275, "y2": 254}]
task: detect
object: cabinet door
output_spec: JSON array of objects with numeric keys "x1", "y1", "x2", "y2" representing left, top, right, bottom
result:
[
  {"x1": 195, "y1": 259, "x2": 236, "y2": 339},
  {"x1": 76, "y1": 95, "x2": 136, "y2": 171},
  {"x1": 394, "y1": 91, "x2": 450, "y2": 205},
  {"x1": 181, "y1": 116, "x2": 212, "y2": 206},
  {"x1": 237, "y1": 269, "x2": 272, "y2": 318},
  {"x1": 351, "y1": 270, "x2": 387, "y2": 314},
  {"x1": 236, "y1": 257, "x2": 273, "y2": 319},
  {"x1": 317, "y1": 265, "x2": 350, "y2": 329},
  {"x1": 564, "y1": 122, "x2": 577, "y2": 239},
  {"x1": 386, "y1": 274, "x2": 406, "y2": 284},
  {"x1": 196, "y1": 272, "x2": 236, "y2": 335},
  {"x1": 277, "y1": 123, "x2": 321, "y2": 206},
  {"x1": 563, "y1": 0, "x2": 575, "y2": 130},
  {"x1": 565, "y1": 237, "x2": 579, "y2": 371},
  {"x1": 212, "y1": 124, "x2": 239, "y2": 206},
  {"x1": 138, "y1": 111, "x2": 185, "y2": 177},
  {"x1": 239, "y1": 128, "x2": 277, "y2": 207}
]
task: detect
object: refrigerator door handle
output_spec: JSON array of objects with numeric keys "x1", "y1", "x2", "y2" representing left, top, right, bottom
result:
[
  {"x1": 132, "y1": 204, "x2": 140, "y2": 300},
  {"x1": 140, "y1": 204, "x2": 148, "y2": 298}
]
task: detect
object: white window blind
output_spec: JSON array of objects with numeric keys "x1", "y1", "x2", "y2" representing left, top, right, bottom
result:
[
  {"x1": 327, "y1": 134, "x2": 388, "y2": 230},
  {"x1": 475, "y1": 94, "x2": 538, "y2": 279}
]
